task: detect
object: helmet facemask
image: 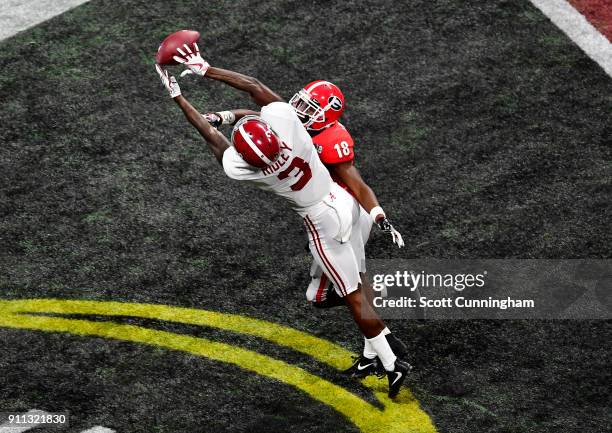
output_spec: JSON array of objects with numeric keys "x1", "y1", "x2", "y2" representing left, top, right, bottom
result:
[{"x1": 289, "y1": 90, "x2": 326, "y2": 129}]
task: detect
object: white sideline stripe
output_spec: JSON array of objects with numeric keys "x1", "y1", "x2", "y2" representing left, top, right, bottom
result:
[
  {"x1": 529, "y1": 0, "x2": 612, "y2": 78},
  {"x1": 0, "y1": 409, "x2": 48, "y2": 432},
  {"x1": 0, "y1": 0, "x2": 90, "y2": 41},
  {"x1": 80, "y1": 427, "x2": 116, "y2": 433}
]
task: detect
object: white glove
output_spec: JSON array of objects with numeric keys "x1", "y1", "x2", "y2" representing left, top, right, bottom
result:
[
  {"x1": 155, "y1": 64, "x2": 181, "y2": 98},
  {"x1": 378, "y1": 217, "x2": 405, "y2": 248},
  {"x1": 173, "y1": 43, "x2": 210, "y2": 77},
  {"x1": 389, "y1": 225, "x2": 405, "y2": 248},
  {"x1": 202, "y1": 112, "x2": 222, "y2": 128}
]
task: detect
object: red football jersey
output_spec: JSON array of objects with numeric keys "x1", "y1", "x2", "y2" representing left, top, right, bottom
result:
[{"x1": 312, "y1": 122, "x2": 355, "y2": 193}]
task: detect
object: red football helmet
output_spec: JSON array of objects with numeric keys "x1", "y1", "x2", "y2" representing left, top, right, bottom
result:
[
  {"x1": 289, "y1": 80, "x2": 345, "y2": 131},
  {"x1": 231, "y1": 116, "x2": 281, "y2": 168}
]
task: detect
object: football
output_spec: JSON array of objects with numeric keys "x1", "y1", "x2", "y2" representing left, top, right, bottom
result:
[{"x1": 155, "y1": 29, "x2": 200, "y2": 65}]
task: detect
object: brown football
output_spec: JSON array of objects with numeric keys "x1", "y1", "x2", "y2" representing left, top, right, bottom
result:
[{"x1": 155, "y1": 30, "x2": 200, "y2": 65}]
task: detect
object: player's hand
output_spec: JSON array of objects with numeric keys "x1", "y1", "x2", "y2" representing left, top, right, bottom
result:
[
  {"x1": 203, "y1": 112, "x2": 222, "y2": 128},
  {"x1": 377, "y1": 217, "x2": 405, "y2": 248},
  {"x1": 173, "y1": 43, "x2": 210, "y2": 77},
  {"x1": 155, "y1": 64, "x2": 181, "y2": 98}
]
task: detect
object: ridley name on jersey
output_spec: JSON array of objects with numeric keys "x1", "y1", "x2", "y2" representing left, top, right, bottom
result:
[{"x1": 261, "y1": 141, "x2": 293, "y2": 175}]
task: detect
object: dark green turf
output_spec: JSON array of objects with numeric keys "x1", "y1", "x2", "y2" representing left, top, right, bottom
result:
[
  {"x1": 0, "y1": 329, "x2": 359, "y2": 433},
  {"x1": 0, "y1": 0, "x2": 611, "y2": 432}
]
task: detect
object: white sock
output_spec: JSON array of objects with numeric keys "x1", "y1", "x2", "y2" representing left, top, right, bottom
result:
[
  {"x1": 363, "y1": 337, "x2": 377, "y2": 359},
  {"x1": 367, "y1": 331, "x2": 397, "y2": 371},
  {"x1": 370, "y1": 327, "x2": 392, "y2": 360}
]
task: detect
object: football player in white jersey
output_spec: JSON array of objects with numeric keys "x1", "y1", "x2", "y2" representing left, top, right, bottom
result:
[
  {"x1": 155, "y1": 60, "x2": 410, "y2": 397},
  {"x1": 170, "y1": 44, "x2": 411, "y2": 378}
]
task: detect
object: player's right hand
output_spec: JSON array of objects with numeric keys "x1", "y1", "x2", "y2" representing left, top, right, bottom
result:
[
  {"x1": 203, "y1": 112, "x2": 222, "y2": 129},
  {"x1": 377, "y1": 217, "x2": 405, "y2": 248},
  {"x1": 173, "y1": 43, "x2": 210, "y2": 77}
]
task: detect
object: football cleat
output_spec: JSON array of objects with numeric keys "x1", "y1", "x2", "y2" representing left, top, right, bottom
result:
[
  {"x1": 312, "y1": 284, "x2": 345, "y2": 308},
  {"x1": 343, "y1": 355, "x2": 383, "y2": 378},
  {"x1": 387, "y1": 359, "x2": 413, "y2": 398}
]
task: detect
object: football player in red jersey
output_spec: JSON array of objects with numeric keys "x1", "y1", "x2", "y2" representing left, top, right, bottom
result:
[
  {"x1": 288, "y1": 81, "x2": 379, "y2": 308},
  {"x1": 172, "y1": 44, "x2": 408, "y2": 379}
]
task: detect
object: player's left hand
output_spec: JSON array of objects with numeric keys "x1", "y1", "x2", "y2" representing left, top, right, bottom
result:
[
  {"x1": 202, "y1": 112, "x2": 222, "y2": 128},
  {"x1": 173, "y1": 43, "x2": 210, "y2": 77},
  {"x1": 155, "y1": 64, "x2": 181, "y2": 98},
  {"x1": 378, "y1": 217, "x2": 405, "y2": 248}
]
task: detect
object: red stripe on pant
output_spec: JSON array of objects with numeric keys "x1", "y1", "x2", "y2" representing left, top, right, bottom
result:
[
  {"x1": 305, "y1": 219, "x2": 346, "y2": 296},
  {"x1": 316, "y1": 274, "x2": 328, "y2": 303},
  {"x1": 304, "y1": 216, "x2": 347, "y2": 296}
]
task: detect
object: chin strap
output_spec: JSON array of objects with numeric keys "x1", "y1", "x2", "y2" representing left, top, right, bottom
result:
[{"x1": 307, "y1": 120, "x2": 336, "y2": 134}]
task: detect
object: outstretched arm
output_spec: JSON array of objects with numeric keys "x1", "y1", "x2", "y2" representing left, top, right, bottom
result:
[
  {"x1": 174, "y1": 95, "x2": 229, "y2": 164},
  {"x1": 173, "y1": 43, "x2": 284, "y2": 107},
  {"x1": 156, "y1": 65, "x2": 229, "y2": 164},
  {"x1": 333, "y1": 162, "x2": 405, "y2": 248},
  {"x1": 207, "y1": 67, "x2": 283, "y2": 106},
  {"x1": 333, "y1": 162, "x2": 381, "y2": 217}
]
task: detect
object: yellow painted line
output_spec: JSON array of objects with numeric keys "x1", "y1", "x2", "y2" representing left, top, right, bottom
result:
[
  {"x1": 0, "y1": 299, "x2": 438, "y2": 433},
  {"x1": 0, "y1": 299, "x2": 352, "y2": 368}
]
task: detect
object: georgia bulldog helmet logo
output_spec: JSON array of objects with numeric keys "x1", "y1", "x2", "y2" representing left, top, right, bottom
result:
[{"x1": 289, "y1": 80, "x2": 345, "y2": 131}]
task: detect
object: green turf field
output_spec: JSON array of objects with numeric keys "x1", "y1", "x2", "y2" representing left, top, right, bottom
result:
[{"x1": 0, "y1": 0, "x2": 611, "y2": 432}]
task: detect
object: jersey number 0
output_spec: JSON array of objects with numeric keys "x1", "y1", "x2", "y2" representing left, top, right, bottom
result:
[{"x1": 277, "y1": 157, "x2": 312, "y2": 191}]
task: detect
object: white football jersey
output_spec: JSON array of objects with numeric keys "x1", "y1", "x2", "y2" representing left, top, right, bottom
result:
[{"x1": 223, "y1": 102, "x2": 333, "y2": 216}]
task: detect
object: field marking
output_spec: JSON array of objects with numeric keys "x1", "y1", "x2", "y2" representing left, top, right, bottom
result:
[
  {"x1": 0, "y1": 299, "x2": 438, "y2": 433},
  {"x1": 0, "y1": 299, "x2": 351, "y2": 368},
  {"x1": 0, "y1": 0, "x2": 90, "y2": 41},
  {"x1": 530, "y1": 0, "x2": 612, "y2": 78}
]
